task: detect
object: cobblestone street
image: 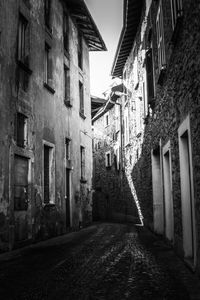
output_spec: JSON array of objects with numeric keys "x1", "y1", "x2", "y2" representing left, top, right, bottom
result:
[{"x1": 0, "y1": 222, "x2": 200, "y2": 300}]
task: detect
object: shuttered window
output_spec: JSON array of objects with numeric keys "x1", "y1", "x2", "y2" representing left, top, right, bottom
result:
[
  {"x1": 80, "y1": 146, "x2": 86, "y2": 179},
  {"x1": 18, "y1": 14, "x2": 29, "y2": 66},
  {"x1": 63, "y1": 13, "x2": 69, "y2": 52},
  {"x1": 14, "y1": 155, "x2": 29, "y2": 211},
  {"x1": 16, "y1": 113, "x2": 27, "y2": 148},
  {"x1": 44, "y1": 43, "x2": 53, "y2": 87},
  {"x1": 64, "y1": 65, "x2": 70, "y2": 104},
  {"x1": 44, "y1": 145, "x2": 50, "y2": 204},
  {"x1": 156, "y1": 2, "x2": 166, "y2": 74},
  {"x1": 146, "y1": 48, "x2": 155, "y2": 104},
  {"x1": 78, "y1": 32, "x2": 83, "y2": 70},
  {"x1": 44, "y1": 0, "x2": 51, "y2": 29},
  {"x1": 79, "y1": 81, "x2": 84, "y2": 115}
]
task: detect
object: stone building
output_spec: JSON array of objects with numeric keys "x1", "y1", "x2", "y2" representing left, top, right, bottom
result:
[
  {"x1": 0, "y1": 0, "x2": 106, "y2": 251},
  {"x1": 92, "y1": 84, "x2": 140, "y2": 223},
  {"x1": 111, "y1": 0, "x2": 200, "y2": 273}
]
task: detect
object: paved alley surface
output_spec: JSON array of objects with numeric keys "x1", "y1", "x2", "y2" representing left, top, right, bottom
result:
[{"x1": 0, "y1": 222, "x2": 200, "y2": 300}]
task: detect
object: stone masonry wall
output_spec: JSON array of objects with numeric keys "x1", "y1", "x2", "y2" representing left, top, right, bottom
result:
[{"x1": 121, "y1": 0, "x2": 200, "y2": 272}]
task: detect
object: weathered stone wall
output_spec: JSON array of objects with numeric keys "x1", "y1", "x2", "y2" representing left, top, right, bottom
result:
[
  {"x1": 121, "y1": 0, "x2": 200, "y2": 272},
  {"x1": 0, "y1": 0, "x2": 93, "y2": 251}
]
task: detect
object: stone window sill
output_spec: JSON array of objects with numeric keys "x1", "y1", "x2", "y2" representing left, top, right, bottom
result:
[{"x1": 44, "y1": 82, "x2": 55, "y2": 94}]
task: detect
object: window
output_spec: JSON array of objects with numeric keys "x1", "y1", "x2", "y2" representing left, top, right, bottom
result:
[
  {"x1": 146, "y1": 48, "x2": 155, "y2": 105},
  {"x1": 79, "y1": 81, "x2": 84, "y2": 116},
  {"x1": 80, "y1": 146, "x2": 86, "y2": 180},
  {"x1": 44, "y1": 0, "x2": 51, "y2": 29},
  {"x1": 14, "y1": 155, "x2": 29, "y2": 211},
  {"x1": 156, "y1": 1, "x2": 166, "y2": 74},
  {"x1": 44, "y1": 43, "x2": 53, "y2": 89},
  {"x1": 63, "y1": 13, "x2": 69, "y2": 52},
  {"x1": 65, "y1": 138, "x2": 71, "y2": 160},
  {"x1": 133, "y1": 57, "x2": 138, "y2": 89},
  {"x1": 136, "y1": 99, "x2": 142, "y2": 136},
  {"x1": 64, "y1": 65, "x2": 70, "y2": 104},
  {"x1": 18, "y1": 14, "x2": 29, "y2": 66},
  {"x1": 124, "y1": 106, "x2": 129, "y2": 146},
  {"x1": 104, "y1": 112, "x2": 110, "y2": 127},
  {"x1": 170, "y1": 0, "x2": 183, "y2": 30},
  {"x1": 16, "y1": 113, "x2": 28, "y2": 148},
  {"x1": 44, "y1": 145, "x2": 50, "y2": 204},
  {"x1": 143, "y1": 76, "x2": 148, "y2": 118},
  {"x1": 151, "y1": 146, "x2": 164, "y2": 234},
  {"x1": 105, "y1": 151, "x2": 111, "y2": 168},
  {"x1": 115, "y1": 105, "x2": 120, "y2": 132},
  {"x1": 78, "y1": 31, "x2": 83, "y2": 69},
  {"x1": 114, "y1": 147, "x2": 120, "y2": 171},
  {"x1": 43, "y1": 143, "x2": 55, "y2": 204}
]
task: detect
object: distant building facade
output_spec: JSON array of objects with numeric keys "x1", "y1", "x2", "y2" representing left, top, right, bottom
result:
[
  {"x1": 92, "y1": 84, "x2": 140, "y2": 223},
  {"x1": 111, "y1": 0, "x2": 200, "y2": 273},
  {"x1": 0, "y1": 0, "x2": 106, "y2": 251}
]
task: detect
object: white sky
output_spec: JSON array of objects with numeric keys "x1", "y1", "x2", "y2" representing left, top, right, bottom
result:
[{"x1": 85, "y1": 0, "x2": 123, "y2": 98}]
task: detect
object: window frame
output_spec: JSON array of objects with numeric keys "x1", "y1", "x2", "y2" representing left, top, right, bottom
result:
[
  {"x1": 156, "y1": 1, "x2": 166, "y2": 74},
  {"x1": 63, "y1": 12, "x2": 69, "y2": 53},
  {"x1": 44, "y1": 0, "x2": 51, "y2": 29},
  {"x1": 105, "y1": 151, "x2": 111, "y2": 168},
  {"x1": 43, "y1": 140, "x2": 55, "y2": 204},
  {"x1": 64, "y1": 64, "x2": 70, "y2": 105},
  {"x1": 124, "y1": 106, "x2": 130, "y2": 146},
  {"x1": 104, "y1": 112, "x2": 110, "y2": 127},
  {"x1": 79, "y1": 81, "x2": 84, "y2": 116},
  {"x1": 16, "y1": 112, "x2": 28, "y2": 148},
  {"x1": 80, "y1": 146, "x2": 86, "y2": 180},
  {"x1": 170, "y1": 0, "x2": 183, "y2": 30},
  {"x1": 78, "y1": 31, "x2": 83, "y2": 70},
  {"x1": 18, "y1": 13, "x2": 29, "y2": 66}
]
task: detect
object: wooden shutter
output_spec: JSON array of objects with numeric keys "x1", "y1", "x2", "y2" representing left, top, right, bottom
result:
[
  {"x1": 44, "y1": 145, "x2": 50, "y2": 203},
  {"x1": 146, "y1": 48, "x2": 154, "y2": 103}
]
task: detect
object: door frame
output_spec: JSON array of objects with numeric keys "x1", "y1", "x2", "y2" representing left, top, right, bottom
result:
[
  {"x1": 162, "y1": 140, "x2": 174, "y2": 243},
  {"x1": 178, "y1": 115, "x2": 196, "y2": 268}
]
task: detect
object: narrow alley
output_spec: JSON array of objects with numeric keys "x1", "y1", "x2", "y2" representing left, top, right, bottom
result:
[{"x1": 0, "y1": 222, "x2": 200, "y2": 300}]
